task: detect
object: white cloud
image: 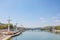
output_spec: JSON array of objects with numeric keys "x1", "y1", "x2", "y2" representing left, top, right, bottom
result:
[
  {"x1": 51, "y1": 16, "x2": 60, "y2": 22},
  {"x1": 40, "y1": 17, "x2": 45, "y2": 20},
  {"x1": 40, "y1": 17, "x2": 47, "y2": 23},
  {"x1": 54, "y1": 20, "x2": 60, "y2": 22},
  {"x1": 52, "y1": 17, "x2": 59, "y2": 19}
]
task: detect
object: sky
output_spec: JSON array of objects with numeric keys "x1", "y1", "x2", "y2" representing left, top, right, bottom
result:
[{"x1": 0, "y1": 0, "x2": 60, "y2": 28}]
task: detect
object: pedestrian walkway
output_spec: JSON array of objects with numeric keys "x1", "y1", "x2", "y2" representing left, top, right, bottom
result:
[{"x1": 2, "y1": 35, "x2": 11, "y2": 40}]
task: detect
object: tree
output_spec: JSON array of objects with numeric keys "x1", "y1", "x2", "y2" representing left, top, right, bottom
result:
[{"x1": 0, "y1": 23, "x2": 13, "y2": 29}]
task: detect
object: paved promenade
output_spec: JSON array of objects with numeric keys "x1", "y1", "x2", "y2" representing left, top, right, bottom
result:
[
  {"x1": 2, "y1": 35, "x2": 11, "y2": 40},
  {"x1": 0, "y1": 33, "x2": 11, "y2": 40},
  {"x1": 0, "y1": 29, "x2": 11, "y2": 40}
]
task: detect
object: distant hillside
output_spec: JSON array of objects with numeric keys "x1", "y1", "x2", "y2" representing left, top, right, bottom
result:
[
  {"x1": 54, "y1": 26, "x2": 60, "y2": 30},
  {"x1": 42, "y1": 26, "x2": 60, "y2": 30}
]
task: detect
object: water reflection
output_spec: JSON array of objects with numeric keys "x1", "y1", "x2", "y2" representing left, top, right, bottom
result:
[{"x1": 11, "y1": 30, "x2": 60, "y2": 40}]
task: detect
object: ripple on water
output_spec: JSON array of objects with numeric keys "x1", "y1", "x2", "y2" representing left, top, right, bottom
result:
[{"x1": 11, "y1": 31, "x2": 60, "y2": 40}]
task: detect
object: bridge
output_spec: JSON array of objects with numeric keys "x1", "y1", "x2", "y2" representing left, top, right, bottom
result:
[{"x1": 24, "y1": 28, "x2": 43, "y2": 31}]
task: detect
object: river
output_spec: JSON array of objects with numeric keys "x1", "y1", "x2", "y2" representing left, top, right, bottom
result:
[{"x1": 11, "y1": 30, "x2": 60, "y2": 40}]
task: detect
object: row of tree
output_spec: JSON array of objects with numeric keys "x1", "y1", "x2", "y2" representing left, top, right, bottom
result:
[{"x1": 0, "y1": 23, "x2": 13, "y2": 29}]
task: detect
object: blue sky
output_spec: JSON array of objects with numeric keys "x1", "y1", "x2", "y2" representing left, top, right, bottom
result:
[{"x1": 0, "y1": 0, "x2": 60, "y2": 28}]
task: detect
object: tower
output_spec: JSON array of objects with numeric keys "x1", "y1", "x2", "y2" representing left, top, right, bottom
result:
[{"x1": 7, "y1": 17, "x2": 11, "y2": 32}]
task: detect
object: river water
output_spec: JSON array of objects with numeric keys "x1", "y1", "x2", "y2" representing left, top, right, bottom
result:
[{"x1": 11, "y1": 30, "x2": 60, "y2": 40}]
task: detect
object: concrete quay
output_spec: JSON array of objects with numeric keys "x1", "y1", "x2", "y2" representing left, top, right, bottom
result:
[{"x1": 0, "y1": 30, "x2": 24, "y2": 40}]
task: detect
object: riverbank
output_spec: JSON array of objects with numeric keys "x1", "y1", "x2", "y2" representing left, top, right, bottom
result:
[
  {"x1": 52, "y1": 30, "x2": 60, "y2": 33},
  {"x1": 1, "y1": 30, "x2": 24, "y2": 40},
  {"x1": 11, "y1": 30, "x2": 24, "y2": 37}
]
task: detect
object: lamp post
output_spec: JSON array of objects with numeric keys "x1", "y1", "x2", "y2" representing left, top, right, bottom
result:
[
  {"x1": 14, "y1": 23, "x2": 18, "y2": 32},
  {"x1": 16, "y1": 23, "x2": 18, "y2": 31}
]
